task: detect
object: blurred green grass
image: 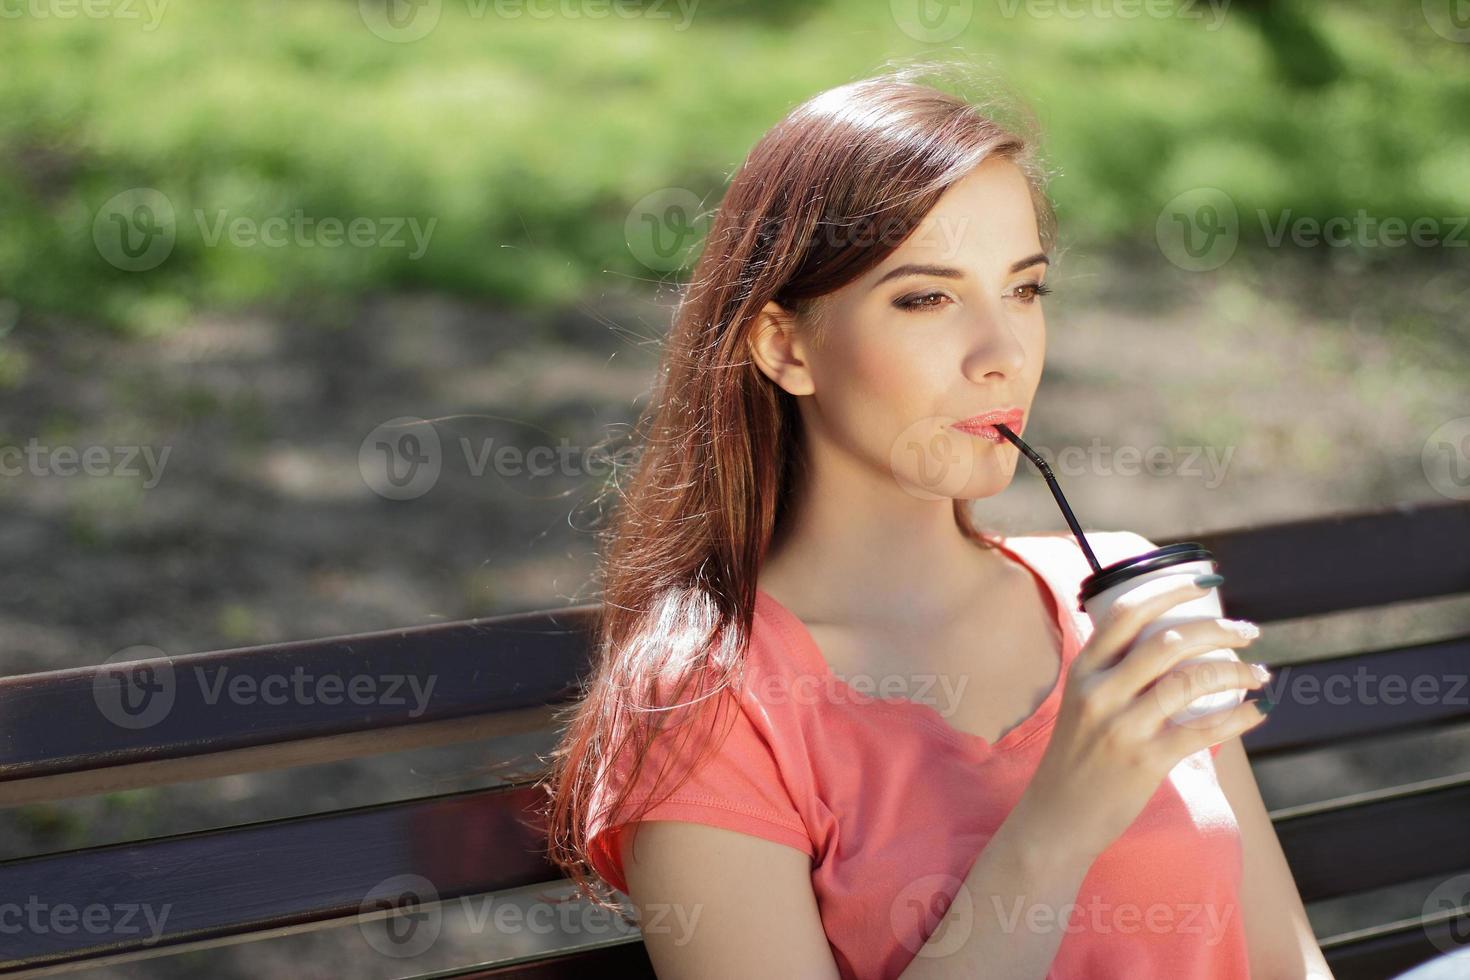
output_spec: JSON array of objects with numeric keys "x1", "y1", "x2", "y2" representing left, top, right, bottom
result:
[{"x1": 1, "y1": 0, "x2": 1467, "y2": 336}]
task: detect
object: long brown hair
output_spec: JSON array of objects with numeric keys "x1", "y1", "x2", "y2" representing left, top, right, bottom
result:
[{"x1": 539, "y1": 58, "x2": 1058, "y2": 916}]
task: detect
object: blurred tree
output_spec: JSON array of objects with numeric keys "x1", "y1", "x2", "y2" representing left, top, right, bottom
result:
[{"x1": 1232, "y1": 0, "x2": 1344, "y2": 89}]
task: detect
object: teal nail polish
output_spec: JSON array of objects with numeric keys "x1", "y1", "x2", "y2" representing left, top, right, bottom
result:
[
  {"x1": 1194, "y1": 573, "x2": 1224, "y2": 589},
  {"x1": 1253, "y1": 697, "x2": 1276, "y2": 715}
]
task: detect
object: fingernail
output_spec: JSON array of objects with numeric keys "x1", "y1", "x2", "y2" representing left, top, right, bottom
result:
[
  {"x1": 1249, "y1": 662, "x2": 1271, "y2": 683},
  {"x1": 1194, "y1": 573, "x2": 1224, "y2": 589},
  {"x1": 1252, "y1": 696, "x2": 1276, "y2": 715}
]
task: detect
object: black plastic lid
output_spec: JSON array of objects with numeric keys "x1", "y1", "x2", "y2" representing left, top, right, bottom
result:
[{"x1": 1075, "y1": 541, "x2": 1216, "y2": 611}]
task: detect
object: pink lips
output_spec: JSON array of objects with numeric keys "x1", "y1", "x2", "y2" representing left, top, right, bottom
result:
[{"x1": 949, "y1": 408, "x2": 1025, "y2": 443}]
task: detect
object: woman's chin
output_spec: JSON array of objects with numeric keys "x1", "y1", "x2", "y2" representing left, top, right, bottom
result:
[{"x1": 890, "y1": 465, "x2": 1016, "y2": 502}]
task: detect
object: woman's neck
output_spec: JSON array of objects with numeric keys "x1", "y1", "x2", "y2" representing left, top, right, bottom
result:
[{"x1": 758, "y1": 512, "x2": 1017, "y2": 630}]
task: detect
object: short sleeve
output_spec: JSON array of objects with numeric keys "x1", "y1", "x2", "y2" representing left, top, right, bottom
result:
[
  {"x1": 1114, "y1": 529, "x2": 1161, "y2": 559},
  {"x1": 586, "y1": 685, "x2": 815, "y2": 895}
]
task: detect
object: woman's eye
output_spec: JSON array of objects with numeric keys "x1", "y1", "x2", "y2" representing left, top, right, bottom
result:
[
  {"x1": 1012, "y1": 281, "x2": 1053, "y2": 304},
  {"x1": 896, "y1": 282, "x2": 1052, "y2": 313},
  {"x1": 894, "y1": 291, "x2": 950, "y2": 312}
]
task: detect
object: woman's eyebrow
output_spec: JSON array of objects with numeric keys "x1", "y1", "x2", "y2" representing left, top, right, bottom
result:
[{"x1": 870, "y1": 252, "x2": 1050, "y2": 289}]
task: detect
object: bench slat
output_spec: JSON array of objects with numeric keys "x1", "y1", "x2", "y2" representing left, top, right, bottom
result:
[
  {"x1": 1272, "y1": 772, "x2": 1470, "y2": 903},
  {"x1": 1320, "y1": 903, "x2": 1470, "y2": 980},
  {"x1": 1238, "y1": 633, "x2": 1470, "y2": 757},
  {"x1": 7, "y1": 620, "x2": 1457, "y2": 806},
  {"x1": 0, "y1": 784, "x2": 553, "y2": 974},
  {"x1": 1156, "y1": 499, "x2": 1470, "y2": 623},
  {"x1": 400, "y1": 937, "x2": 655, "y2": 979},
  {"x1": 0, "y1": 607, "x2": 597, "y2": 799}
]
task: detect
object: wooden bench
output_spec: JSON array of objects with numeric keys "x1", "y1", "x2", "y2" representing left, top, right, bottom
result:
[{"x1": 1, "y1": 499, "x2": 1467, "y2": 978}]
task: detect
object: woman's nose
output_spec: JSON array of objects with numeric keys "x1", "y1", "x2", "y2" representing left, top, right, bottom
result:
[{"x1": 961, "y1": 310, "x2": 1027, "y2": 380}]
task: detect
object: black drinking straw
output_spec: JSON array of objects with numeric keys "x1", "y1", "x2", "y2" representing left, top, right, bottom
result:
[{"x1": 992, "y1": 423, "x2": 1103, "y2": 575}]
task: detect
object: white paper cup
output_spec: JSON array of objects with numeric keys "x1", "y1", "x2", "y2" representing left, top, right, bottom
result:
[{"x1": 1078, "y1": 544, "x2": 1246, "y2": 729}]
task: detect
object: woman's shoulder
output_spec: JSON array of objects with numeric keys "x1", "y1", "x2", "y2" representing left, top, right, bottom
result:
[{"x1": 1002, "y1": 530, "x2": 1164, "y2": 637}]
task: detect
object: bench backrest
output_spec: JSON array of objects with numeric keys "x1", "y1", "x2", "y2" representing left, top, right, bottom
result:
[{"x1": 1, "y1": 500, "x2": 1467, "y2": 978}]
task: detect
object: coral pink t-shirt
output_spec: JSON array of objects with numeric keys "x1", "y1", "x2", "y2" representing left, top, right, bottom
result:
[{"x1": 587, "y1": 531, "x2": 1249, "y2": 979}]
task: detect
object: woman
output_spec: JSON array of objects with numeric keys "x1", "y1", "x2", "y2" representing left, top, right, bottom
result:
[{"x1": 540, "y1": 63, "x2": 1333, "y2": 979}]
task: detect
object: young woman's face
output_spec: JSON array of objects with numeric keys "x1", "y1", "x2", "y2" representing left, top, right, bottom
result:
[{"x1": 753, "y1": 156, "x2": 1050, "y2": 502}]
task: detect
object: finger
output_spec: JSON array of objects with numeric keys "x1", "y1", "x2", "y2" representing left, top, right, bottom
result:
[
  {"x1": 1120, "y1": 659, "x2": 1266, "y2": 739},
  {"x1": 1153, "y1": 693, "x2": 1272, "y2": 761},
  {"x1": 1076, "y1": 574, "x2": 1217, "y2": 674},
  {"x1": 1106, "y1": 619, "x2": 1259, "y2": 701}
]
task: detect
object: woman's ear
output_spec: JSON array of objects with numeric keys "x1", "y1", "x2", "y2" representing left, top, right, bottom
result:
[{"x1": 747, "y1": 300, "x2": 816, "y2": 396}]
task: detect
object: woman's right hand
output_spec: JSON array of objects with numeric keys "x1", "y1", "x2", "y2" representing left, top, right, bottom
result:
[{"x1": 1015, "y1": 575, "x2": 1271, "y2": 865}]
